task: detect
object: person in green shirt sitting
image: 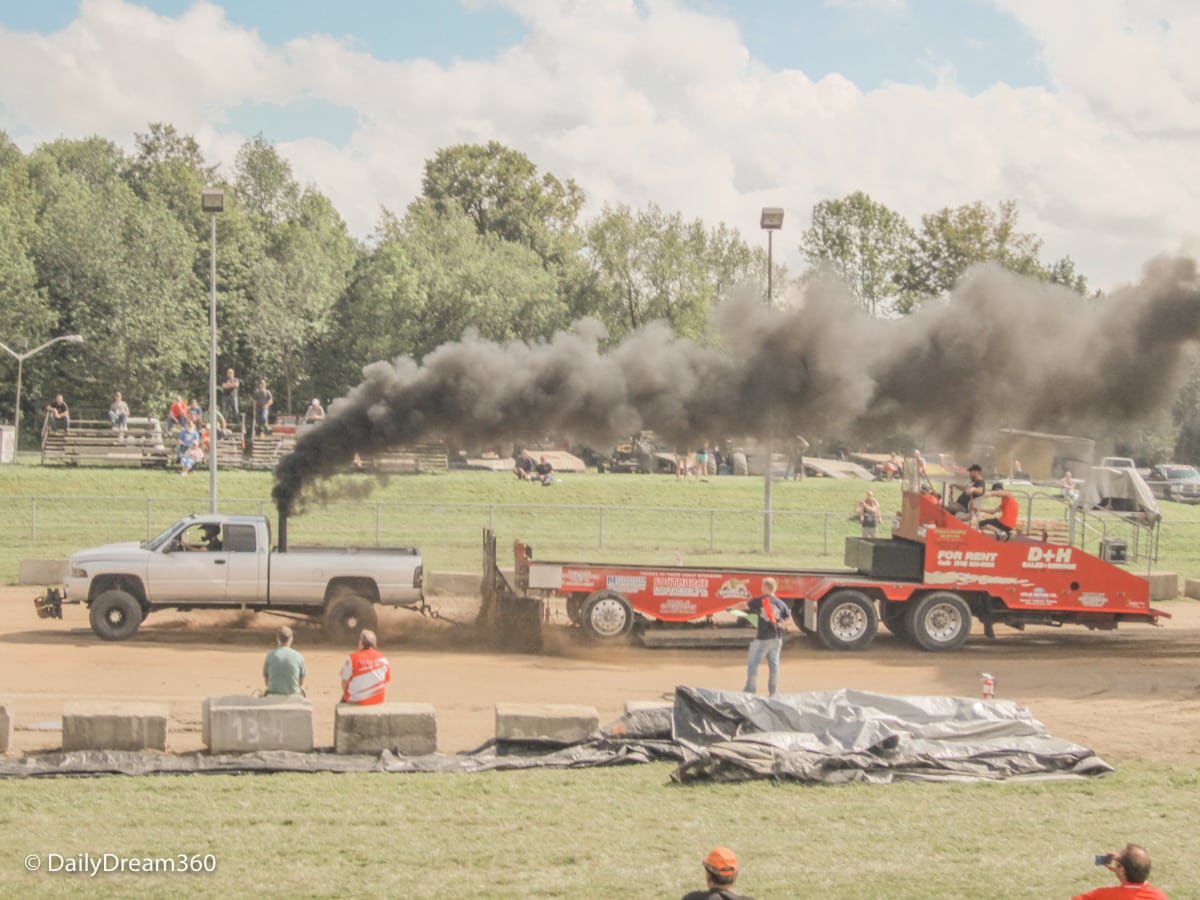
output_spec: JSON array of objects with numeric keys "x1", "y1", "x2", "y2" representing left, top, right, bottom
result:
[{"x1": 262, "y1": 625, "x2": 307, "y2": 696}]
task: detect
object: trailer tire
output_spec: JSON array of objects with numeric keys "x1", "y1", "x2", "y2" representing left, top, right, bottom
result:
[
  {"x1": 566, "y1": 593, "x2": 587, "y2": 626},
  {"x1": 907, "y1": 592, "x2": 972, "y2": 652},
  {"x1": 817, "y1": 590, "x2": 877, "y2": 651},
  {"x1": 879, "y1": 598, "x2": 910, "y2": 640},
  {"x1": 581, "y1": 590, "x2": 635, "y2": 643},
  {"x1": 324, "y1": 593, "x2": 378, "y2": 645},
  {"x1": 89, "y1": 589, "x2": 144, "y2": 641}
]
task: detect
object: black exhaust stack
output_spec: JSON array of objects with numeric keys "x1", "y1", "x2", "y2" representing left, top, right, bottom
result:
[{"x1": 278, "y1": 510, "x2": 288, "y2": 552}]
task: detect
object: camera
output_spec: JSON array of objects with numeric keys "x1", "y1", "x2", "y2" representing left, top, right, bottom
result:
[{"x1": 1095, "y1": 854, "x2": 1113, "y2": 866}]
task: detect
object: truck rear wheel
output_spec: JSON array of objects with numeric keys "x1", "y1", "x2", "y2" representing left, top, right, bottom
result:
[
  {"x1": 581, "y1": 590, "x2": 634, "y2": 642},
  {"x1": 324, "y1": 593, "x2": 378, "y2": 645},
  {"x1": 879, "y1": 599, "x2": 910, "y2": 640},
  {"x1": 89, "y1": 589, "x2": 144, "y2": 641},
  {"x1": 907, "y1": 592, "x2": 972, "y2": 652},
  {"x1": 817, "y1": 590, "x2": 877, "y2": 651}
]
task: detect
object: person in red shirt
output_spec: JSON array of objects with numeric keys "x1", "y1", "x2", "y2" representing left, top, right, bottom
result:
[
  {"x1": 1072, "y1": 843, "x2": 1167, "y2": 899},
  {"x1": 339, "y1": 629, "x2": 391, "y2": 705},
  {"x1": 979, "y1": 482, "x2": 1020, "y2": 541}
]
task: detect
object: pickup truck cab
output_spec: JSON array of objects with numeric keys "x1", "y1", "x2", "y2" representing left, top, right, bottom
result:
[{"x1": 48, "y1": 514, "x2": 423, "y2": 643}]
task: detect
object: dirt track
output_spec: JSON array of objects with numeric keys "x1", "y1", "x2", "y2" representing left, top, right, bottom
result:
[{"x1": 2, "y1": 585, "x2": 1199, "y2": 761}]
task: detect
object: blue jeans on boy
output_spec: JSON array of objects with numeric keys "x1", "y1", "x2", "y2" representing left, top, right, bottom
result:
[{"x1": 744, "y1": 637, "x2": 783, "y2": 696}]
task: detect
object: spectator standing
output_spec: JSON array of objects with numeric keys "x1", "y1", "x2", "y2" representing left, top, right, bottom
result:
[
  {"x1": 682, "y1": 847, "x2": 755, "y2": 900},
  {"x1": 108, "y1": 392, "x2": 129, "y2": 432},
  {"x1": 253, "y1": 379, "x2": 273, "y2": 436},
  {"x1": 46, "y1": 394, "x2": 70, "y2": 431},
  {"x1": 304, "y1": 398, "x2": 325, "y2": 424},
  {"x1": 220, "y1": 368, "x2": 241, "y2": 423},
  {"x1": 743, "y1": 577, "x2": 790, "y2": 697},
  {"x1": 340, "y1": 629, "x2": 391, "y2": 705},
  {"x1": 1071, "y1": 843, "x2": 1166, "y2": 899},
  {"x1": 263, "y1": 626, "x2": 307, "y2": 697},
  {"x1": 855, "y1": 490, "x2": 882, "y2": 538}
]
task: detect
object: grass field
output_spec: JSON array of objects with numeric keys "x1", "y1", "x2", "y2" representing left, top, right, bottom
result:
[
  {"x1": 3, "y1": 762, "x2": 1198, "y2": 898},
  {"x1": 2, "y1": 460, "x2": 1198, "y2": 898}
]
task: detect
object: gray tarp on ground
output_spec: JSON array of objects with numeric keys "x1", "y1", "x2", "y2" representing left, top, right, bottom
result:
[{"x1": 0, "y1": 687, "x2": 1110, "y2": 782}]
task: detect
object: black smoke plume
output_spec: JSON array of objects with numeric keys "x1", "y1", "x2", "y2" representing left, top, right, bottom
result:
[{"x1": 274, "y1": 255, "x2": 1200, "y2": 515}]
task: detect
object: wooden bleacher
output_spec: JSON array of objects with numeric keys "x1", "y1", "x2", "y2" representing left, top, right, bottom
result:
[
  {"x1": 1015, "y1": 517, "x2": 1071, "y2": 543},
  {"x1": 40, "y1": 418, "x2": 171, "y2": 468},
  {"x1": 365, "y1": 442, "x2": 448, "y2": 474}
]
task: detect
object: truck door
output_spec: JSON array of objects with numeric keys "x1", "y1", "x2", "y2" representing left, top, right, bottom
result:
[
  {"x1": 148, "y1": 521, "x2": 230, "y2": 604},
  {"x1": 221, "y1": 523, "x2": 264, "y2": 602}
]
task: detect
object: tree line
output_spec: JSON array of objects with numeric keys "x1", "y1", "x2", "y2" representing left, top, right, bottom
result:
[{"x1": 5, "y1": 122, "x2": 1190, "y2": 462}]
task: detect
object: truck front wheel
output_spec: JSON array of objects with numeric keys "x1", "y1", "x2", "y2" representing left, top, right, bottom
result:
[
  {"x1": 324, "y1": 593, "x2": 378, "y2": 645},
  {"x1": 89, "y1": 589, "x2": 144, "y2": 641},
  {"x1": 581, "y1": 590, "x2": 634, "y2": 642},
  {"x1": 908, "y1": 592, "x2": 972, "y2": 652},
  {"x1": 817, "y1": 590, "x2": 877, "y2": 651}
]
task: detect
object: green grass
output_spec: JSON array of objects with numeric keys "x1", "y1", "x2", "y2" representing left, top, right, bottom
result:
[{"x1": 2, "y1": 762, "x2": 1197, "y2": 898}]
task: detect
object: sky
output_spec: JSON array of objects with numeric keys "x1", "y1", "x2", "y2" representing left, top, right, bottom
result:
[{"x1": 0, "y1": 0, "x2": 1197, "y2": 292}]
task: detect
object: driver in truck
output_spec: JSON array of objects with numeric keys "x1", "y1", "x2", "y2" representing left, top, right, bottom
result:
[{"x1": 183, "y1": 523, "x2": 222, "y2": 552}]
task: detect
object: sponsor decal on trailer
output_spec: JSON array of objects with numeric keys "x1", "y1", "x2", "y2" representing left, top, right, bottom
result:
[
  {"x1": 1019, "y1": 587, "x2": 1058, "y2": 606},
  {"x1": 652, "y1": 576, "x2": 709, "y2": 598},
  {"x1": 607, "y1": 574, "x2": 647, "y2": 593},
  {"x1": 716, "y1": 578, "x2": 753, "y2": 601},
  {"x1": 1078, "y1": 593, "x2": 1109, "y2": 608},
  {"x1": 659, "y1": 598, "x2": 699, "y2": 615},
  {"x1": 936, "y1": 549, "x2": 999, "y2": 569},
  {"x1": 562, "y1": 568, "x2": 596, "y2": 588},
  {"x1": 1021, "y1": 546, "x2": 1077, "y2": 571}
]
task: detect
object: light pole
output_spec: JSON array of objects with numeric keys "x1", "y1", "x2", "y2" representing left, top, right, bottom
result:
[
  {"x1": 760, "y1": 207, "x2": 784, "y2": 552},
  {"x1": 202, "y1": 187, "x2": 225, "y2": 513},
  {"x1": 0, "y1": 334, "x2": 84, "y2": 453}
]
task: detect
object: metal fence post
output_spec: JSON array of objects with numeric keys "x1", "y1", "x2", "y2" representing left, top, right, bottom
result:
[
  {"x1": 147, "y1": 498, "x2": 153, "y2": 541},
  {"x1": 598, "y1": 507, "x2": 604, "y2": 550},
  {"x1": 30, "y1": 497, "x2": 36, "y2": 543},
  {"x1": 375, "y1": 503, "x2": 382, "y2": 545},
  {"x1": 710, "y1": 510, "x2": 715, "y2": 550},
  {"x1": 823, "y1": 512, "x2": 830, "y2": 555}
]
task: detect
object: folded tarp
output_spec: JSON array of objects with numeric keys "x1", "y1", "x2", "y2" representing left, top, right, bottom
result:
[{"x1": 669, "y1": 686, "x2": 1112, "y2": 784}]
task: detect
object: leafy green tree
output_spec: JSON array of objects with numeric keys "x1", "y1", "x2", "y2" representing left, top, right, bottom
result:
[
  {"x1": 398, "y1": 199, "x2": 563, "y2": 357},
  {"x1": 585, "y1": 203, "x2": 756, "y2": 342},
  {"x1": 895, "y1": 200, "x2": 1046, "y2": 310},
  {"x1": 799, "y1": 191, "x2": 916, "y2": 317},
  {"x1": 27, "y1": 137, "x2": 202, "y2": 417}
]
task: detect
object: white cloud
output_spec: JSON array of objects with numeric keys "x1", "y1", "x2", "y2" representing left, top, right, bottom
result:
[{"x1": 0, "y1": 0, "x2": 1197, "y2": 290}]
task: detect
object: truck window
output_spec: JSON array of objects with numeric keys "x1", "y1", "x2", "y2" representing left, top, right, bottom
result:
[{"x1": 223, "y1": 524, "x2": 258, "y2": 553}]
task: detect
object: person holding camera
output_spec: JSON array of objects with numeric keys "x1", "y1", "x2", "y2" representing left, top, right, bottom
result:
[{"x1": 1072, "y1": 843, "x2": 1166, "y2": 899}]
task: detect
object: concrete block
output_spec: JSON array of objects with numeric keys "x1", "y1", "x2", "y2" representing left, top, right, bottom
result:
[
  {"x1": 19, "y1": 559, "x2": 69, "y2": 585},
  {"x1": 623, "y1": 700, "x2": 672, "y2": 715},
  {"x1": 1184, "y1": 578, "x2": 1200, "y2": 600},
  {"x1": 335, "y1": 702, "x2": 437, "y2": 755},
  {"x1": 62, "y1": 701, "x2": 168, "y2": 752},
  {"x1": 0, "y1": 701, "x2": 11, "y2": 754},
  {"x1": 495, "y1": 702, "x2": 599, "y2": 744},
  {"x1": 1146, "y1": 571, "x2": 1179, "y2": 602},
  {"x1": 201, "y1": 695, "x2": 313, "y2": 753}
]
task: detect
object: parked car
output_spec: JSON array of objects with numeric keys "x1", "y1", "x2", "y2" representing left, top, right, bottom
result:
[{"x1": 1146, "y1": 464, "x2": 1200, "y2": 503}]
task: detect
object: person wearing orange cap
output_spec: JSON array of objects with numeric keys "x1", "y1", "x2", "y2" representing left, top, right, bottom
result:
[{"x1": 682, "y1": 846, "x2": 755, "y2": 900}]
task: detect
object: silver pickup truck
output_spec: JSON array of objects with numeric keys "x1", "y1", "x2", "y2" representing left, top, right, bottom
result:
[{"x1": 37, "y1": 514, "x2": 424, "y2": 643}]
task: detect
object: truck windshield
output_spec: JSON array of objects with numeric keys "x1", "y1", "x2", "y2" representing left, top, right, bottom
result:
[{"x1": 145, "y1": 523, "x2": 184, "y2": 551}]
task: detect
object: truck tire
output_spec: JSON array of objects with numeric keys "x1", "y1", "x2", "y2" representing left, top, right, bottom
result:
[
  {"x1": 907, "y1": 592, "x2": 972, "y2": 652},
  {"x1": 324, "y1": 593, "x2": 378, "y2": 645},
  {"x1": 581, "y1": 590, "x2": 635, "y2": 643},
  {"x1": 566, "y1": 593, "x2": 587, "y2": 626},
  {"x1": 89, "y1": 589, "x2": 144, "y2": 641},
  {"x1": 817, "y1": 589, "x2": 877, "y2": 651},
  {"x1": 878, "y1": 598, "x2": 910, "y2": 640}
]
